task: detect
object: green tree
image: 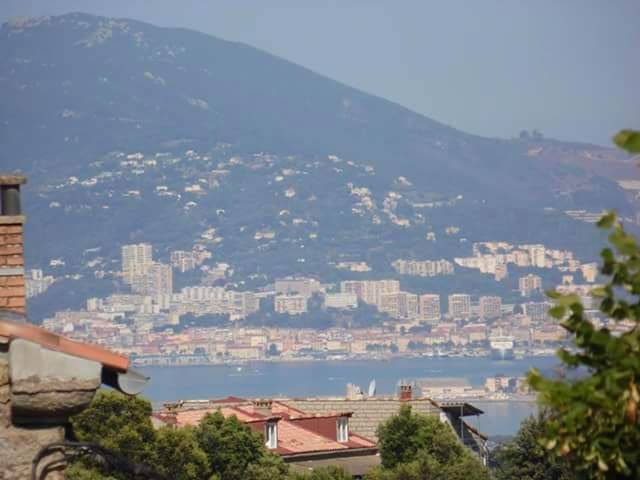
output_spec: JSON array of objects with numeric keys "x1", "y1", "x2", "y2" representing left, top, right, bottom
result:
[
  {"x1": 373, "y1": 404, "x2": 489, "y2": 479},
  {"x1": 154, "y1": 426, "x2": 211, "y2": 480},
  {"x1": 492, "y1": 412, "x2": 574, "y2": 480},
  {"x1": 70, "y1": 390, "x2": 158, "y2": 479},
  {"x1": 289, "y1": 465, "x2": 351, "y2": 480},
  {"x1": 245, "y1": 453, "x2": 289, "y2": 480},
  {"x1": 195, "y1": 411, "x2": 268, "y2": 480},
  {"x1": 376, "y1": 404, "x2": 463, "y2": 469},
  {"x1": 528, "y1": 129, "x2": 640, "y2": 479}
]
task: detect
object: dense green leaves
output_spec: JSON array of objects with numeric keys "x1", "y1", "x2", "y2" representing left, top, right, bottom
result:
[
  {"x1": 613, "y1": 129, "x2": 640, "y2": 154},
  {"x1": 290, "y1": 466, "x2": 352, "y2": 480},
  {"x1": 528, "y1": 207, "x2": 640, "y2": 478},
  {"x1": 154, "y1": 427, "x2": 210, "y2": 480},
  {"x1": 370, "y1": 405, "x2": 490, "y2": 480},
  {"x1": 492, "y1": 412, "x2": 575, "y2": 480},
  {"x1": 68, "y1": 391, "x2": 289, "y2": 480},
  {"x1": 195, "y1": 411, "x2": 273, "y2": 480},
  {"x1": 70, "y1": 390, "x2": 158, "y2": 480}
]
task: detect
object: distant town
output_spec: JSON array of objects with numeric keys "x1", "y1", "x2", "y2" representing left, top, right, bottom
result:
[{"x1": 30, "y1": 238, "x2": 630, "y2": 372}]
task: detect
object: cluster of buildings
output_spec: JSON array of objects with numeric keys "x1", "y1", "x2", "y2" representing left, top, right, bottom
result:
[
  {"x1": 33, "y1": 237, "x2": 608, "y2": 365},
  {"x1": 24, "y1": 268, "x2": 55, "y2": 298},
  {"x1": 0, "y1": 181, "x2": 491, "y2": 480},
  {"x1": 41, "y1": 307, "x2": 574, "y2": 365},
  {"x1": 121, "y1": 243, "x2": 173, "y2": 296},
  {"x1": 169, "y1": 245, "x2": 211, "y2": 272},
  {"x1": 391, "y1": 258, "x2": 454, "y2": 277},
  {"x1": 454, "y1": 241, "x2": 598, "y2": 283}
]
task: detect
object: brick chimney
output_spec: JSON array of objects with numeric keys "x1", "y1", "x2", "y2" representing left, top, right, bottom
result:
[
  {"x1": 253, "y1": 399, "x2": 273, "y2": 417},
  {"x1": 0, "y1": 175, "x2": 27, "y2": 315},
  {"x1": 399, "y1": 383, "x2": 413, "y2": 401}
]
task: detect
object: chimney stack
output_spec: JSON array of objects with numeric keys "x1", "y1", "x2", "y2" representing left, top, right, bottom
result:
[
  {"x1": 399, "y1": 383, "x2": 413, "y2": 401},
  {"x1": 0, "y1": 175, "x2": 27, "y2": 315},
  {"x1": 253, "y1": 399, "x2": 273, "y2": 417}
]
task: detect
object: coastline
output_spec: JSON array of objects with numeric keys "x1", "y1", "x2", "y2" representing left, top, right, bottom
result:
[{"x1": 132, "y1": 353, "x2": 557, "y2": 368}]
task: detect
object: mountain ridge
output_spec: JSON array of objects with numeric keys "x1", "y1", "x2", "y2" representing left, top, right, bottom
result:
[
  {"x1": 1, "y1": 12, "x2": 567, "y2": 201},
  {"x1": 0, "y1": 13, "x2": 635, "y2": 322}
]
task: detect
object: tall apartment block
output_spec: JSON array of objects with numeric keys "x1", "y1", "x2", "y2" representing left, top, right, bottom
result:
[
  {"x1": 479, "y1": 296, "x2": 502, "y2": 319},
  {"x1": 121, "y1": 243, "x2": 153, "y2": 284},
  {"x1": 419, "y1": 294, "x2": 441, "y2": 324},
  {"x1": 448, "y1": 294, "x2": 472, "y2": 319},
  {"x1": 519, "y1": 274, "x2": 542, "y2": 297}
]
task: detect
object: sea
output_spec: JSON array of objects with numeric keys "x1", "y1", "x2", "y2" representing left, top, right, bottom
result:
[{"x1": 140, "y1": 356, "x2": 558, "y2": 437}]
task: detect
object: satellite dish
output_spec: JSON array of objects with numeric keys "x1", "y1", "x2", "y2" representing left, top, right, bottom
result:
[{"x1": 368, "y1": 379, "x2": 377, "y2": 397}]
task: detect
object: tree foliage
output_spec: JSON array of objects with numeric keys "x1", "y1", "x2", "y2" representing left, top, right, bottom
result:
[
  {"x1": 492, "y1": 412, "x2": 574, "y2": 480},
  {"x1": 371, "y1": 404, "x2": 490, "y2": 480},
  {"x1": 289, "y1": 466, "x2": 352, "y2": 480},
  {"x1": 528, "y1": 129, "x2": 640, "y2": 479},
  {"x1": 68, "y1": 391, "x2": 289, "y2": 480},
  {"x1": 70, "y1": 390, "x2": 158, "y2": 479},
  {"x1": 154, "y1": 426, "x2": 211, "y2": 480},
  {"x1": 195, "y1": 411, "x2": 289, "y2": 480}
]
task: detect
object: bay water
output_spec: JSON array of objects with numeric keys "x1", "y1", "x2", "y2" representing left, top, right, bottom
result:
[{"x1": 140, "y1": 356, "x2": 557, "y2": 437}]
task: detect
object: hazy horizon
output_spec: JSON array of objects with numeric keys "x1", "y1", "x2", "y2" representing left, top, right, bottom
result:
[{"x1": 2, "y1": 0, "x2": 638, "y2": 147}]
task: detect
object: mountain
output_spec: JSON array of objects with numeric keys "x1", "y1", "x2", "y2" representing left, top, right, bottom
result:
[{"x1": 0, "y1": 13, "x2": 636, "y2": 317}]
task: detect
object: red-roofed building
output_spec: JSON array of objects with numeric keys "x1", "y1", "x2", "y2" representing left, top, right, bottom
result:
[{"x1": 153, "y1": 398, "x2": 379, "y2": 477}]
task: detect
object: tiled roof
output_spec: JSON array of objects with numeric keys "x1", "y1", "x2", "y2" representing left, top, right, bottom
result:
[
  {"x1": 275, "y1": 417, "x2": 349, "y2": 455},
  {"x1": 285, "y1": 397, "x2": 440, "y2": 441},
  {"x1": 154, "y1": 398, "x2": 377, "y2": 457},
  {"x1": 0, "y1": 316, "x2": 129, "y2": 372}
]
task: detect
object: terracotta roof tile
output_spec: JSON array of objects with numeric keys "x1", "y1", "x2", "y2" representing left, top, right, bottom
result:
[
  {"x1": 155, "y1": 398, "x2": 378, "y2": 456},
  {"x1": 0, "y1": 317, "x2": 129, "y2": 372}
]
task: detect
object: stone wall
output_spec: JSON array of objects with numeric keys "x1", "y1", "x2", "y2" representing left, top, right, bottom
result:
[{"x1": 0, "y1": 339, "x2": 102, "y2": 479}]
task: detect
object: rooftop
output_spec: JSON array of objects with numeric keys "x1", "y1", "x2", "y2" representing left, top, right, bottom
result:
[
  {"x1": 154, "y1": 398, "x2": 377, "y2": 457},
  {"x1": 0, "y1": 314, "x2": 147, "y2": 395}
]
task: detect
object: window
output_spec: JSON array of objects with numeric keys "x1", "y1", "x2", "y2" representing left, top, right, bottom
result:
[
  {"x1": 337, "y1": 416, "x2": 349, "y2": 443},
  {"x1": 265, "y1": 421, "x2": 278, "y2": 449}
]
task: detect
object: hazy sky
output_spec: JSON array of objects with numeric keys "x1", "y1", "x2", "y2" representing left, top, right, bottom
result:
[{"x1": 2, "y1": 0, "x2": 638, "y2": 146}]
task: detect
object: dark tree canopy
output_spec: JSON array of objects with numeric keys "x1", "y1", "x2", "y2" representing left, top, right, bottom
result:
[
  {"x1": 492, "y1": 412, "x2": 575, "y2": 480},
  {"x1": 371, "y1": 404, "x2": 490, "y2": 480},
  {"x1": 528, "y1": 130, "x2": 640, "y2": 479}
]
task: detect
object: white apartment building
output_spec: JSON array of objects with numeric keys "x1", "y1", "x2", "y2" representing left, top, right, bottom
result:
[
  {"x1": 324, "y1": 292, "x2": 358, "y2": 309},
  {"x1": 340, "y1": 280, "x2": 400, "y2": 307},
  {"x1": 275, "y1": 294, "x2": 308, "y2": 315},
  {"x1": 479, "y1": 296, "x2": 502, "y2": 319},
  {"x1": 275, "y1": 277, "x2": 321, "y2": 298},
  {"x1": 378, "y1": 291, "x2": 419, "y2": 320},
  {"x1": 391, "y1": 259, "x2": 454, "y2": 277},
  {"x1": 25, "y1": 269, "x2": 55, "y2": 298},
  {"x1": 130, "y1": 262, "x2": 172, "y2": 296},
  {"x1": 170, "y1": 250, "x2": 197, "y2": 273},
  {"x1": 519, "y1": 274, "x2": 542, "y2": 297},
  {"x1": 122, "y1": 243, "x2": 153, "y2": 284},
  {"x1": 448, "y1": 294, "x2": 472, "y2": 319},
  {"x1": 151, "y1": 263, "x2": 173, "y2": 296},
  {"x1": 494, "y1": 263, "x2": 508, "y2": 282},
  {"x1": 526, "y1": 244, "x2": 546, "y2": 268},
  {"x1": 180, "y1": 286, "x2": 227, "y2": 302},
  {"x1": 523, "y1": 301, "x2": 552, "y2": 323},
  {"x1": 419, "y1": 294, "x2": 441, "y2": 324}
]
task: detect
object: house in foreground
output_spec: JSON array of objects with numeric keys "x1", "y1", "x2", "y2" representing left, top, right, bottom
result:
[
  {"x1": 153, "y1": 384, "x2": 488, "y2": 478},
  {"x1": 153, "y1": 397, "x2": 380, "y2": 478}
]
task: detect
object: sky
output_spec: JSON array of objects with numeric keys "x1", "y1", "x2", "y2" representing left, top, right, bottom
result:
[{"x1": 2, "y1": 0, "x2": 638, "y2": 146}]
